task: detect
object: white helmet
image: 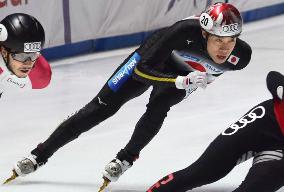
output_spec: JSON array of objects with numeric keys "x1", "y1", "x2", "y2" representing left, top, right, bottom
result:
[{"x1": 199, "y1": 3, "x2": 242, "y2": 37}]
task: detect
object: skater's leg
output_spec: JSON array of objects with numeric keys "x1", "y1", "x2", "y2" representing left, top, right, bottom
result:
[
  {"x1": 233, "y1": 153, "x2": 284, "y2": 192},
  {"x1": 147, "y1": 100, "x2": 284, "y2": 192},
  {"x1": 103, "y1": 86, "x2": 185, "y2": 181},
  {"x1": 32, "y1": 75, "x2": 149, "y2": 163},
  {"x1": 124, "y1": 86, "x2": 185, "y2": 158},
  {"x1": 147, "y1": 133, "x2": 246, "y2": 192}
]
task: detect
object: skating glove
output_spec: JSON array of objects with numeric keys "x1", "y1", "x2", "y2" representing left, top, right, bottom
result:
[{"x1": 175, "y1": 71, "x2": 207, "y2": 90}]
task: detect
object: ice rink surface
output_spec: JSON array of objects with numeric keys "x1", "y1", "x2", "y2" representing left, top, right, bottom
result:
[{"x1": 1, "y1": 14, "x2": 284, "y2": 192}]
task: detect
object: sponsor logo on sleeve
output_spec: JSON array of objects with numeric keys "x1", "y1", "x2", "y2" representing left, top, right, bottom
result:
[
  {"x1": 173, "y1": 50, "x2": 223, "y2": 74},
  {"x1": 108, "y1": 52, "x2": 141, "y2": 92},
  {"x1": 7, "y1": 78, "x2": 26, "y2": 88},
  {"x1": 204, "y1": 63, "x2": 223, "y2": 74},
  {"x1": 180, "y1": 53, "x2": 200, "y2": 62}
]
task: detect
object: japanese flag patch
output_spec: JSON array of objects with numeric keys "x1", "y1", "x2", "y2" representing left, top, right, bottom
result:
[{"x1": 228, "y1": 55, "x2": 240, "y2": 65}]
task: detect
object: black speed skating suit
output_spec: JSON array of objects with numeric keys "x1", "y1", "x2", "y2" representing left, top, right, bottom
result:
[
  {"x1": 147, "y1": 71, "x2": 284, "y2": 192},
  {"x1": 31, "y1": 17, "x2": 252, "y2": 166}
]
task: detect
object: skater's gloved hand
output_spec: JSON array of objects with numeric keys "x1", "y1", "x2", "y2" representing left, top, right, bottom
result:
[
  {"x1": 207, "y1": 74, "x2": 216, "y2": 84},
  {"x1": 175, "y1": 71, "x2": 207, "y2": 90}
]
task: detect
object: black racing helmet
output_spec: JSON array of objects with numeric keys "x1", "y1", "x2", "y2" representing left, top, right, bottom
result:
[{"x1": 0, "y1": 13, "x2": 45, "y2": 53}]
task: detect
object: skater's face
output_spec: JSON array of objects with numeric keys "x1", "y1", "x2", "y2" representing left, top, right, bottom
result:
[
  {"x1": 1, "y1": 47, "x2": 38, "y2": 78},
  {"x1": 203, "y1": 31, "x2": 237, "y2": 64}
]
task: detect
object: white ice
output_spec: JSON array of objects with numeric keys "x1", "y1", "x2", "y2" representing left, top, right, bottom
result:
[{"x1": 1, "y1": 14, "x2": 284, "y2": 192}]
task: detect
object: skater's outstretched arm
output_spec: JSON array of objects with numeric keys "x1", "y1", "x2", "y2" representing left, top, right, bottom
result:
[{"x1": 133, "y1": 19, "x2": 201, "y2": 88}]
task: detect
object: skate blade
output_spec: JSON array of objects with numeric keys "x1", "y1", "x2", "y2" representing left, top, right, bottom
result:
[
  {"x1": 3, "y1": 170, "x2": 18, "y2": 184},
  {"x1": 98, "y1": 177, "x2": 110, "y2": 192}
]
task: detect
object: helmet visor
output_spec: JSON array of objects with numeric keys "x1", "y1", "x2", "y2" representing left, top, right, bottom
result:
[{"x1": 10, "y1": 52, "x2": 40, "y2": 62}]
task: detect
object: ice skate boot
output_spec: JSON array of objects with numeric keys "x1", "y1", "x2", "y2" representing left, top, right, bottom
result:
[
  {"x1": 98, "y1": 149, "x2": 137, "y2": 191},
  {"x1": 4, "y1": 145, "x2": 48, "y2": 184},
  {"x1": 103, "y1": 158, "x2": 132, "y2": 182},
  {"x1": 3, "y1": 154, "x2": 40, "y2": 184}
]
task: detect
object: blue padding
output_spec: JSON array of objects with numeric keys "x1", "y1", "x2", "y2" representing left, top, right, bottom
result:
[
  {"x1": 242, "y1": 2, "x2": 284, "y2": 22},
  {"x1": 41, "y1": 40, "x2": 95, "y2": 60},
  {"x1": 42, "y1": 3, "x2": 284, "y2": 61},
  {"x1": 42, "y1": 32, "x2": 152, "y2": 60},
  {"x1": 95, "y1": 32, "x2": 152, "y2": 52}
]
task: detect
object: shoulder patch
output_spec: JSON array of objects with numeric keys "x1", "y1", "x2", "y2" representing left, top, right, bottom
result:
[
  {"x1": 28, "y1": 55, "x2": 52, "y2": 89},
  {"x1": 228, "y1": 55, "x2": 240, "y2": 65}
]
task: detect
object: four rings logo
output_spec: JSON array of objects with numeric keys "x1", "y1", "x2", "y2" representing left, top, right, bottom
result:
[
  {"x1": 222, "y1": 23, "x2": 239, "y2": 33},
  {"x1": 24, "y1": 42, "x2": 41, "y2": 52},
  {"x1": 222, "y1": 106, "x2": 265, "y2": 136}
]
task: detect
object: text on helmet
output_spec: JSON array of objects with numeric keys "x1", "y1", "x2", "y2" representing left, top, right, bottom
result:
[
  {"x1": 24, "y1": 42, "x2": 41, "y2": 52},
  {"x1": 222, "y1": 23, "x2": 239, "y2": 33}
]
